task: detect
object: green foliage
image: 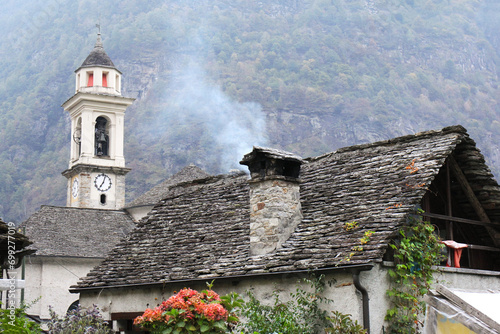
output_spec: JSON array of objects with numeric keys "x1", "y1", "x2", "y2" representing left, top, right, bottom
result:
[
  {"x1": 47, "y1": 305, "x2": 113, "y2": 334},
  {"x1": 0, "y1": 301, "x2": 41, "y2": 334},
  {"x1": 237, "y1": 275, "x2": 335, "y2": 334},
  {"x1": 385, "y1": 210, "x2": 445, "y2": 334},
  {"x1": 344, "y1": 221, "x2": 359, "y2": 231},
  {"x1": 325, "y1": 311, "x2": 366, "y2": 334}
]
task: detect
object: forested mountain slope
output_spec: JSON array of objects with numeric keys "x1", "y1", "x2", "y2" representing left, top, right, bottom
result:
[{"x1": 1, "y1": 0, "x2": 500, "y2": 223}]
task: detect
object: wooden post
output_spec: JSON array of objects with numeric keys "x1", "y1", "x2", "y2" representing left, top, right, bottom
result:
[{"x1": 448, "y1": 156, "x2": 500, "y2": 247}]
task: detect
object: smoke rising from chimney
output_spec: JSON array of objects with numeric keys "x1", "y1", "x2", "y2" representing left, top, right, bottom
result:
[
  {"x1": 133, "y1": 14, "x2": 268, "y2": 175},
  {"x1": 166, "y1": 59, "x2": 267, "y2": 172}
]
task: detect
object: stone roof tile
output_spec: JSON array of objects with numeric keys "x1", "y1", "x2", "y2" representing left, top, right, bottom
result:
[{"x1": 23, "y1": 206, "x2": 135, "y2": 258}]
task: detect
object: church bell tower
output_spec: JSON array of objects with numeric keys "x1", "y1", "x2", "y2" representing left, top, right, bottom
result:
[{"x1": 62, "y1": 32, "x2": 134, "y2": 210}]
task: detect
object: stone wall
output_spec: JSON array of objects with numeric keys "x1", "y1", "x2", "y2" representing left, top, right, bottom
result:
[{"x1": 249, "y1": 178, "x2": 302, "y2": 255}]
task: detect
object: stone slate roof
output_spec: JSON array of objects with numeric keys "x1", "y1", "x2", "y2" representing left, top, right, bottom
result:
[
  {"x1": 77, "y1": 34, "x2": 118, "y2": 72},
  {"x1": 73, "y1": 126, "x2": 500, "y2": 290},
  {"x1": 22, "y1": 206, "x2": 135, "y2": 258},
  {"x1": 126, "y1": 165, "x2": 211, "y2": 208}
]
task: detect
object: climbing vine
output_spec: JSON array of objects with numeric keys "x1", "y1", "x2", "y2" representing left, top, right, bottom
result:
[
  {"x1": 341, "y1": 222, "x2": 375, "y2": 262},
  {"x1": 385, "y1": 209, "x2": 444, "y2": 334}
]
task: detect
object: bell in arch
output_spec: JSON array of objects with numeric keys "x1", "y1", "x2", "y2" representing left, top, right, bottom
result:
[{"x1": 95, "y1": 117, "x2": 109, "y2": 156}]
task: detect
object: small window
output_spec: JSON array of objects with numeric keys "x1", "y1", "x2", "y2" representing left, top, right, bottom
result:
[
  {"x1": 102, "y1": 72, "x2": 108, "y2": 87},
  {"x1": 87, "y1": 72, "x2": 94, "y2": 87},
  {"x1": 100, "y1": 194, "x2": 106, "y2": 205}
]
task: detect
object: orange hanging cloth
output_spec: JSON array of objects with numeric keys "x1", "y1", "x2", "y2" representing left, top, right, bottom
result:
[{"x1": 441, "y1": 240, "x2": 468, "y2": 268}]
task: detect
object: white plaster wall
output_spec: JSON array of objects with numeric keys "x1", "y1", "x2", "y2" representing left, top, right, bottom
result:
[
  {"x1": 23, "y1": 256, "x2": 43, "y2": 315},
  {"x1": 24, "y1": 256, "x2": 103, "y2": 320},
  {"x1": 78, "y1": 264, "x2": 500, "y2": 334},
  {"x1": 434, "y1": 267, "x2": 500, "y2": 290},
  {"x1": 125, "y1": 206, "x2": 153, "y2": 222}
]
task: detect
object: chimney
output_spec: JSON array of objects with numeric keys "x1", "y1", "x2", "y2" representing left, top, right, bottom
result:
[{"x1": 240, "y1": 146, "x2": 304, "y2": 256}]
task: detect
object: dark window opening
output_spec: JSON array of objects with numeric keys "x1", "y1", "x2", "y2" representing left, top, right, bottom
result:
[
  {"x1": 67, "y1": 300, "x2": 79, "y2": 314},
  {"x1": 100, "y1": 194, "x2": 106, "y2": 205},
  {"x1": 282, "y1": 162, "x2": 300, "y2": 178},
  {"x1": 111, "y1": 313, "x2": 145, "y2": 332}
]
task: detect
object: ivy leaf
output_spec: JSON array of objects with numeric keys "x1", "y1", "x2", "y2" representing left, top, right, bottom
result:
[{"x1": 213, "y1": 320, "x2": 227, "y2": 330}]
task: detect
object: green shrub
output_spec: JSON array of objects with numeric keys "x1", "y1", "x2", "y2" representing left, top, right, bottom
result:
[
  {"x1": 0, "y1": 301, "x2": 41, "y2": 334},
  {"x1": 237, "y1": 275, "x2": 361, "y2": 334},
  {"x1": 325, "y1": 311, "x2": 366, "y2": 334}
]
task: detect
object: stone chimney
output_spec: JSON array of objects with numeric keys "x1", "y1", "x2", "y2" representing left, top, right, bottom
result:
[{"x1": 240, "y1": 146, "x2": 304, "y2": 256}]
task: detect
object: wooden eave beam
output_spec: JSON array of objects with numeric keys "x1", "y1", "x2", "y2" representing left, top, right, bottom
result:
[
  {"x1": 421, "y1": 212, "x2": 500, "y2": 228},
  {"x1": 448, "y1": 156, "x2": 500, "y2": 247}
]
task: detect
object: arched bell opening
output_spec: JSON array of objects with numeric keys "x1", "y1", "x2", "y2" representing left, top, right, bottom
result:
[
  {"x1": 94, "y1": 116, "x2": 110, "y2": 157},
  {"x1": 74, "y1": 118, "x2": 82, "y2": 157}
]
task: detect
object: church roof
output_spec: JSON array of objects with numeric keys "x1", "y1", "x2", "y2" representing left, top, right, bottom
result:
[
  {"x1": 126, "y1": 165, "x2": 211, "y2": 208},
  {"x1": 22, "y1": 206, "x2": 135, "y2": 258},
  {"x1": 76, "y1": 33, "x2": 119, "y2": 72},
  {"x1": 73, "y1": 126, "x2": 500, "y2": 290}
]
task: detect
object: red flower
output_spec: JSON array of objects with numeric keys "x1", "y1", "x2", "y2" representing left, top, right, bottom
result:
[
  {"x1": 202, "y1": 303, "x2": 228, "y2": 321},
  {"x1": 135, "y1": 288, "x2": 231, "y2": 330}
]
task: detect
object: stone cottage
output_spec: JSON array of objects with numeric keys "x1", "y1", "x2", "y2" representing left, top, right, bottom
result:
[{"x1": 72, "y1": 125, "x2": 500, "y2": 333}]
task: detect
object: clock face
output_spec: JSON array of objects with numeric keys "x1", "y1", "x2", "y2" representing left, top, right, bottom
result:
[
  {"x1": 94, "y1": 173, "x2": 112, "y2": 192},
  {"x1": 72, "y1": 178, "x2": 79, "y2": 198}
]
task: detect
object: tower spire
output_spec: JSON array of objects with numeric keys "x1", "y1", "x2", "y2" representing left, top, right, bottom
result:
[{"x1": 95, "y1": 23, "x2": 102, "y2": 48}]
